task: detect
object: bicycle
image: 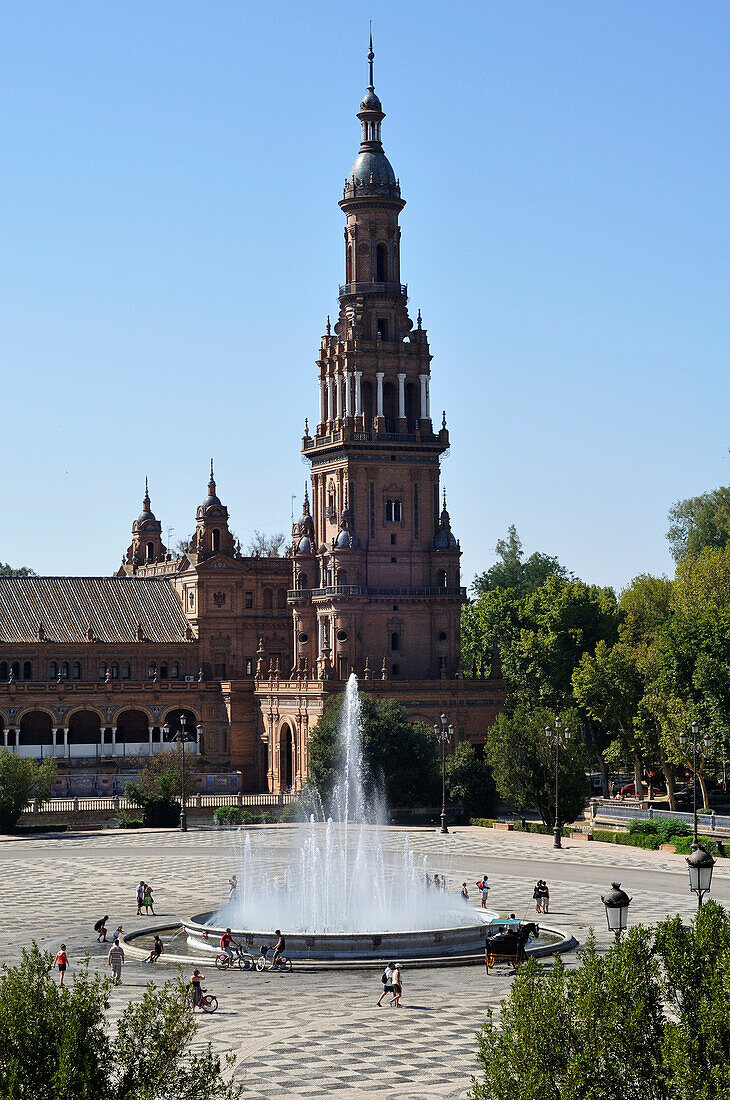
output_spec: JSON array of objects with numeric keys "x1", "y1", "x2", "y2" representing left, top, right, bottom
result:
[
  {"x1": 215, "y1": 946, "x2": 255, "y2": 971},
  {"x1": 188, "y1": 986, "x2": 218, "y2": 1013},
  {"x1": 255, "y1": 945, "x2": 293, "y2": 972}
]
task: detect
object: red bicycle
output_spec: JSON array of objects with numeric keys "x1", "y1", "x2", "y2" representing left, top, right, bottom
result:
[{"x1": 255, "y1": 945, "x2": 292, "y2": 972}]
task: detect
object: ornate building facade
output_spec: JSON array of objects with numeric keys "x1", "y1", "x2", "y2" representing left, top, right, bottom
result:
[{"x1": 0, "y1": 42, "x2": 505, "y2": 795}]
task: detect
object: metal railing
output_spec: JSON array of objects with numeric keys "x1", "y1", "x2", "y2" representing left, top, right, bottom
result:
[
  {"x1": 338, "y1": 281, "x2": 407, "y2": 298},
  {"x1": 288, "y1": 585, "x2": 466, "y2": 600},
  {"x1": 23, "y1": 792, "x2": 296, "y2": 815},
  {"x1": 592, "y1": 799, "x2": 730, "y2": 834}
]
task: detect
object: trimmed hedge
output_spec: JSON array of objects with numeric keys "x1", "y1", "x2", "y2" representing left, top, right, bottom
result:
[
  {"x1": 118, "y1": 817, "x2": 144, "y2": 830},
  {"x1": 470, "y1": 818, "x2": 570, "y2": 837},
  {"x1": 13, "y1": 823, "x2": 68, "y2": 835}
]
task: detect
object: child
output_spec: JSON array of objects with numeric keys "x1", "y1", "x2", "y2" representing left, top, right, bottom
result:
[{"x1": 54, "y1": 944, "x2": 69, "y2": 987}]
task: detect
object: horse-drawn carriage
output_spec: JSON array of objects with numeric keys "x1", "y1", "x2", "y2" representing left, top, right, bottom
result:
[{"x1": 484, "y1": 919, "x2": 539, "y2": 973}]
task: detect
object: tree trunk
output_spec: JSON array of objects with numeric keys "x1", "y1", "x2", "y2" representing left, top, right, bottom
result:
[
  {"x1": 634, "y1": 754, "x2": 644, "y2": 800},
  {"x1": 597, "y1": 756, "x2": 610, "y2": 799},
  {"x1": 698, "y1": 769, "x2": 710, "y2": 813},
  {"x1": 660, "y1": 745, "x2": 676, "y2": 812}
]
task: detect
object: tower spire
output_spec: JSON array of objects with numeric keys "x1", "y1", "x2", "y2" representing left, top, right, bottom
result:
[
  {"x1": 143, "y1": 476, "x2": 150, "y2": 508},
  {"x1": 367, "y1": 24, "x2": 375, "y2": 92}
]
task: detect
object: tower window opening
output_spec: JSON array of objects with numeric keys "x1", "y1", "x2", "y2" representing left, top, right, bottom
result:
[
  {"x1": 122, "y1": 662, "x2": 131, "y2": 679},
  {"x1": 386, "y1": 500, "x2": 402, "y2": 522},
  {"x1": 72, "y1": 661, "x2": 81, "y2": 680},
  {"x1": 376, "y1": 243, "x2": 387, "y2": 282},
  {"x1": 391, "y1": 534, "x2": 396, "y2": 545},
  {"x1": 245, "y1": 591, "x2": 253, "y2": 608},
  {"x1": 49, "y1": 661, "x2": 57, "y2": 681},
  {"x1": 98, "y1": 662, "x2": 107, "y2": 681},
  {"x1": 60, "y1": 661, "x2": 68, "y2": 679},
  {"x1": 377, "y1": 317, "x2": 389, "y2": 341},
  {"x1": 111, "y1": 663, "x2": 119, "y2": 679},
  {"x1": 147, "y1": 661, "x2": 157, "y2": 679},
  {"x1": 171, "y1": 662, "x2": 179, "y2": 679},
  {"x1": 11, "y1": 661, "x2": 20, "y2": 679},
  {"x1": 212, "y1": 529, "x2": 221, "y2": 553},
  {"x1": 263, "y1": 588, "x2": 273, "y2": 610},
  {"x1": 437, "y1": 569, "x2": 448, "y2": 588},
  {"x1": 0, "y1": 662, "x2": 7, "y2": 680},
  {"x1": 346, "y1": 244, "x2": 353, "y2": 283},
  {"x1": 146, "y1": 542, "x2": 154, "y2": 562},
  {"x1": 159, "y1": 663, "x2": 168, "y2": 680},
  {"x1": 391, "y1": 632, "x2": 400, "y2": 652},
  {"x1": 22, "y1": 661, "x2": 32, "y2": 681},
  {"x1": 392, "y1": 663, "x2": 400, "y2": 676}
]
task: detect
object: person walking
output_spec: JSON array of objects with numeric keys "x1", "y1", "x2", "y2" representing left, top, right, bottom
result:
[
  {"x1": 533, "y1": 881, "x2": 543, "y2": 913},
  {"x1": 389, "y1": 962, "x2": 403, "y2": 1007},
  {"x1": 460, "y1": 883, "x2": 469, "y2": 902},
  {"x1": 433, "y1": 874, "x2": 441, "y2": 891},
  {"x1": 190, "y1": 967, "x2": 205, "y2": 1010},
  {"x1": 53, "y1": 945, "x2": 69, "y2": 987},
  {"x1": 537, "y1": 880, "x2": 550, "y2": 914},
  {"x1": 477, "y1": 875, "x2": 490, "y2": 909},
  {"x1": 108, "y1": 941, "x2": 125, "y2": 985},
  {"x1": 228, "y1": 875, "x2": 238, "y2": 903},
  {"x1": 377, "y1": 963, "x2": 394, "y2": 1006},
  {"x1": 94, "y1": 915, "x2": 109, "y2": 943},
  {"x1": 136, "y1": 881, "x2": 145, "y2": 916},
  {"x1": 144, "y1": 934, "x2": 164, "y2": 964},
  {"x1": 143, "y1": 885, "x2": 155, "y2": 915}
]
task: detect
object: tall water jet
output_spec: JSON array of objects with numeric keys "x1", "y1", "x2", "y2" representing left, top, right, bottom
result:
[{"x1": 185, "y1": 674, "x2": 498, "y2": 959}]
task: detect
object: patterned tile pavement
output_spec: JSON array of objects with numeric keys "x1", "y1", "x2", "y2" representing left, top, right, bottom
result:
[{"x1": 2, "y1": 824, "x2": 728, "y2": 1098}]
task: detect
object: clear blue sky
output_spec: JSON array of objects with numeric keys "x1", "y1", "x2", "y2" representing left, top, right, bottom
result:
[{"x1": 2, "y1": 1, "x2": 729, "y2": 592}]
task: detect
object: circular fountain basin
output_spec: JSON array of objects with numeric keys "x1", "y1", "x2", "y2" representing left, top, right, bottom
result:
[{"x1": 185, "y1": 909, "x2": 501, "y2": 962}]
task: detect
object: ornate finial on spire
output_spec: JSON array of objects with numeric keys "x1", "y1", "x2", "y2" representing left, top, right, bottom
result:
[
  {"x1": 367, "y1": 23, "x2": 375, "y2": 91},
  {"x1": 304, "y1": 417, "x2": 309, "y2": 435},
  {"x1": 417, "y1": 309, "x2": 422, "y2": 330},
  {"x1": 145, "y1": 475, "x2": 149, "y2": 498},
  {"x1": 304, "y1": 482, "x2": 310, "y2": 510},
  {"x1": 442, "y1": 409, "x2": 447, "y2": 430},
  {"x1": 443, "y1": 487, "x2": 447, "y2": 509},
  {"x1": 210, "y1": 458, "x2": 214, "y2": 481},
  {"x1": 326, "y1": 315, "x2": 331, "y2": 335}
]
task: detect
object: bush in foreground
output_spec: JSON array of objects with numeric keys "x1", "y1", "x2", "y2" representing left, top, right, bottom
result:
[
  {"x1": 470, "y1": 901, "x2": 730, "y2": 1100},
  {"x1": 0, "y1": 945, "x2": 241, "y2": 1099}
]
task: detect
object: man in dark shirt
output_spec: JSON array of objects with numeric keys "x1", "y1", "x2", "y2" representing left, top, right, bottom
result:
[{"x1": 272, "y1": 929, "x2": 285, "y2": 966}]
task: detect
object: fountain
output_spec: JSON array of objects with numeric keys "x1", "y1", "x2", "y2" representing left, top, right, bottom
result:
[{"x1": 184, "y1": 675, "x2": 503, "y2": 962}]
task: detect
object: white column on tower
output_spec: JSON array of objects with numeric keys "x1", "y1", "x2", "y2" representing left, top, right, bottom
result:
[
  {"x1": 397, "y1": 373, "x2": 406, "y2": 420},
  {"x1": 327, "y1": 376, "x2": 334, "y2": 423},
  {"x1": 376, "y1": 372, "x2": 384, "y2": 417},
  {"x1": 336, "y1": 374, "x2": 343, "y2": 420},
  {"x1": 419, "y1": 374, "x2": 429, "y2": 421},
  {"x1": 354, "y1": 371, "x2": 362, "y2": 417},
  {"x1": 344, "y1": 371, "x2": 353, "y2": 417}
]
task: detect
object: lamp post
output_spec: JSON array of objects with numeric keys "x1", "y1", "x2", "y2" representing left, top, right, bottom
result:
[
  {"x1": 434, "y1": 713, "x2": 453, "y2": 835},
  {"x1": 162, "y1": 714, "x2": 202, "y2": 833},
  {"x1": 686, "y1": 841, "x2": 715, "y2": 909},
  {"x1": 545, "y1": 717, "x2": 570, "y2": 850},
  {"x1": 679, "y1": 720, "x2": 712, "y2": 844},
  {"x1": 601, "y1": 881, "x2": 632, "y2": 942}
]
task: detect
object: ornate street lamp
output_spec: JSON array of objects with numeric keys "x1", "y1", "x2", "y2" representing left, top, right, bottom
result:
[
  {"x1": 601, "y1": 881, "x2": 632, "y2": 941},
  {"x1": 434, "y1": 714, "x2": 453, "y2": 835},
  {"x1": 686, "y1": 842, "x2": 715, "y2": 909},
  {"x1": 162, "y1": 714, "x2": 202, "y2": 832},
  {"x1": 545, "y1": 717, "x2": 570, "y2": 850},
  {"x1": 679, "y1": 719, "x2": 712, "y2": 844}
]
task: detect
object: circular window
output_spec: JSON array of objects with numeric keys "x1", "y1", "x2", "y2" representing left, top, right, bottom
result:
[
  {"x1": 336, "y1": 630, "x2": 348, "y2": 642},
  {"x1": 439, "y1": 631, "x2": 447, "y2": 642},
  {"x1": 298, "y1": 632, "x2": 309, "y2": 644}
]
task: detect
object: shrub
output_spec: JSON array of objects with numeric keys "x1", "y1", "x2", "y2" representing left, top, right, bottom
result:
[
  {"x1": 669, "y1": 834, "x2": 722, "y2": 857},
  {"x1": 117, "y1": 815, "x2": 144, "y2": 829},
  {"x1": 0, "y1": 751, "x2": 56, "y2": 833},
  {"x1": 213, "y1": 806, "x2": 252, "y2": 827}
]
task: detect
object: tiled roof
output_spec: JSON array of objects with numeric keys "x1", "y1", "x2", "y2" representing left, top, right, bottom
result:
[{"x1": 0, "y1": 577, "x2": 192, "y2": 644}]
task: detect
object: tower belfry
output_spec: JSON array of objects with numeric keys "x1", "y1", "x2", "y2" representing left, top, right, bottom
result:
[{"x1": 293, "y1": 37, "x2": 463, "y2": 683}]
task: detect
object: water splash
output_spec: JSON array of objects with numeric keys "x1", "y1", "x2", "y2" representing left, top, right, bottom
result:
[{"x1": 213, "y1": 674, "x2": 473, "y2": 933}]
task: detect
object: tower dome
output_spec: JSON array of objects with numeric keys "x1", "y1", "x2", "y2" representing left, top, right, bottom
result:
[{"x1": 344, "y1": 32, "x2": 401, "y2": 200}]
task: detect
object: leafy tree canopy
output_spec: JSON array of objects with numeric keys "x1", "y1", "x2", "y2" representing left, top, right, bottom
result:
[
  {"x1": 471, "y1": 525, "x2": 568, "y2": 599},
  {"x1": 307, "y1": 694, "x2": 439, "y2": 809},
  {"x1": 667, "y1": 485, "x2": 730, "y2": 565},
  {"x1": 247, "y1": 531, "x2": 287, "y2": 557},
  {"x1": 470, "y1": 902, "x2": 730, "y2": 1100},
  {"x1": 485, "y1": 705, "x2": 587, "y2": 825},
  {"x1": 0, "y1": 945, "x2": 241, "y2": 1099},
  {"x1": 0, "y1": 750, "x2": 55, "y2": 832},
  {"x1": 0, "y1": 562, "x2": 36, "y2": 576},
  {"x1": 445, "y1": 742, "x2": 497, "y2": 819},
  {"x1": 125, "y1": 748, "x2": 196, "y2": 827}
]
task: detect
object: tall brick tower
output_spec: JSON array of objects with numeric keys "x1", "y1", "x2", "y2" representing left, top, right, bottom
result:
[{"x1": 291, "y1": 37, "x2": 464, "y2": 683}]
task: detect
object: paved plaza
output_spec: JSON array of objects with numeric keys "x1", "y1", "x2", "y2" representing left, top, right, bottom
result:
[{"x1": 3, "y1": 824, "x2": 729, "y2": 1098}]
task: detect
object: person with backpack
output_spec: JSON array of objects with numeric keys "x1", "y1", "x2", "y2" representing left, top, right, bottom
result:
[
  {"x1": 377, "y1": 963, "x2": 394, "y2": 1006},
  {"x1": 389, "y1": 962, "x2": 403, "y2": 1007},
  {"x1": 94, "y1": 915, "x2": 109, "y2": 943},
  {"x1": 476, "y1": 874, "x2": 490, "y2": 908}
]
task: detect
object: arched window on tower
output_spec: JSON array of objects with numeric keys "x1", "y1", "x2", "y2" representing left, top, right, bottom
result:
[
  {"x1": 171, "y1": 662, "x2": 179, "y2": 679},
  {"x1": 60, "y1": 661, "x2": 69, "y2": 679},
  {"x1": 0, "y1": 662, "x2": 7, "y2": 680},
  {"x1": 111, "y1": 662, "x2": 119, "y2": 679},
  {"x1": 376, "y1": 243, "x2": 387, "y2": 282},
  {"x1": 160, "y1": 662, "x2": 168, "y2": 679},
  {"x1": 391, "y1": 632, "x2": 400, "y2": 652},
  {"x1": 146, "y1": 542, "x2": 154, "y2": 562},
  {"x1": 22, "y1": 661, "x2": 32, "y2": 681},
  {"x1": 49, "y1": 661, "x2": 57, "y2": 681},
  {"x1": 346, "y1": 244, "x2": 353, "y2": 283},
  {"x1": 263, "y1": 588, "x2": 273, "y2": 610},
  {"x1": 212, "y1": 529, "x2": 220, "y2": 553},
  {"x1": 405, "y1": 382, "x2": 418, "y2": 432},
  {"x1": 10, "y1": 662, "x2": 19, "y2": 680},
  {"x1": 72, "y1": 661, "x2": 81, "y2": 680},
  {"x1": 122, "y1": 662, "x2": 131, "y2": 680},
  {"x1": 147, "y1": 661, "x2": 157, "y2": 680},
  {"x1": 437, "y1": 569, "x2": 448, "y2": 589}
]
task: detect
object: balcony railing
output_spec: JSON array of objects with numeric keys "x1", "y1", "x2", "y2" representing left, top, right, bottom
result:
[
  {"x1": 288, "y1": 585, "x2": 466, "y2": 600},
  {"x1": 338, "y1": 282, "x2": 407, "y2": 298},
  {"x1": 304, "y1": 429, "x2": 439, "y2": 450}
]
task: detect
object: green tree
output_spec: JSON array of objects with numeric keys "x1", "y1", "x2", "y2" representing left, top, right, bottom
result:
[
  {"x1": 470, "y1": 902, "x2": 730, "y2": 1100},
  {"x1": 0, "y1": 945, "x2": 241, "y2": 1099},
  {"x1": 471, "y1": 526, "x2": 568, "y2": 599},
  {"x1": 485, "y1": 705, "x2": 587, "y2": 825},
  {"x1": 125, "y1": 748, "x2": 196, "y2": 827},
  {"x1": 667, "y1": 485, "x2": 730, "y2": 564},
  {"x1": 0, "y1": 749, "x2": 55, "y2": 832},
  {"x1": 307, "y1": 694, "x2": 439, "y2": 808},
  {"x1": 0, "y1": 562, "x2": 36, "y2": 576},
  {"x1": 470, "y1": 930, "x2": 665, "y2": 1100},
  {"x1": 445, "y1": 742, "x2": 496, "y2": 819}
]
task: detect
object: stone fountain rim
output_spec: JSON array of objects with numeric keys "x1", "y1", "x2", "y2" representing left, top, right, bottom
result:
[{"x1": 185, "y1": 908, "x2": 498, "y2": 939}]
